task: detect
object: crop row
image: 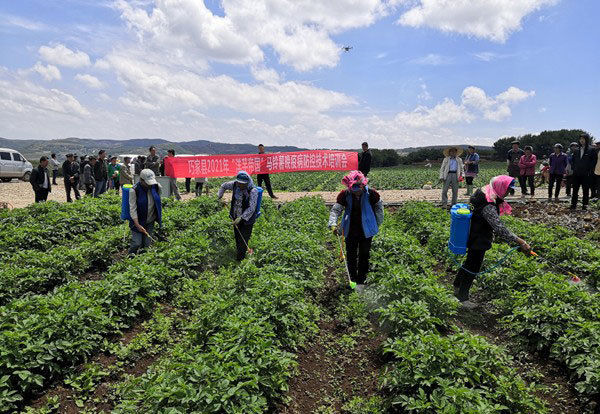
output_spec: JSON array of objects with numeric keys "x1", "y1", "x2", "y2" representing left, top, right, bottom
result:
[
  {"x1": 0, "y1": 195, "x2": 124, "y2": 261},
  {"x1": 393, "y1": 202, "x2": 600, "y2": 401},
  {"x1": 0, "y1": 198, "x2": 228, "y2": 412},
  {"x1": 354, "y1": 220, "x2": 546, "y2": 412},
  {"x1": 0, "y1": 198, "x2": 222, "y2": 307},
  {"x1": 180, "y1": 162, "x2": 508, "y2": 193},
  {"x1": 104, "y1": 197, "x2": 329, "y2": 412}
]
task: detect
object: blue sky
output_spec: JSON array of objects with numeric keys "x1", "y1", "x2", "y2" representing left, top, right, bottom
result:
[{"x1": 0, "y1": 0, "x2": 598, "y2": 148}]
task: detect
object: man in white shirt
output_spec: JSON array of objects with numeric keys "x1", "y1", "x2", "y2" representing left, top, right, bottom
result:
[{"x1": 30, "y1": 156, "x2": 52, "y2": 202}]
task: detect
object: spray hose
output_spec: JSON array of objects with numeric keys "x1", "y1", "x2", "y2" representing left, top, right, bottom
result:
[
  {"x1": 449, "y1": 246, "x2": 520, "y2": 277},
  {"x1": 449, "y1": 247, "x2": 582, "y2": 284}
]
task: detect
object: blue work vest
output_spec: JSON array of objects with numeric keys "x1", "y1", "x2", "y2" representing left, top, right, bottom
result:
[
  {"x1": 341, "y1": 186, "x2": 378, "y2": 239},
  {"x1": 130, "y1": 183, "x2": 162, "y2": 232}
]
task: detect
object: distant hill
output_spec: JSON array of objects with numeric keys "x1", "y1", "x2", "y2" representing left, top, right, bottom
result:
[
  {"x1": 0, "y1": 137, "x2": 306, "y2": 161},
  {"x1": 398, "y1": 144, "x2": 494, "y2": 154}
]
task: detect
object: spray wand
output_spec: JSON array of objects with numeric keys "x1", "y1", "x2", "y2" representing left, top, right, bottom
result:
[
  {"x1": 529, "y1": 250, "x2": 581, "y2": 284},
  {"x1": 337, "y1": 228, "x2": 356, "y2": 290},
  {"x1": 234, "y1": 223, "x2": 254, "y2": 256}
]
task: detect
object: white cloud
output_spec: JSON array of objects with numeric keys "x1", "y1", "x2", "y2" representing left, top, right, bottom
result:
[
  {"x1": 100, "y1": 53, "x2": 355, "y2": 114},
  {"x1": 462, "y1": 86, "x2": 534, "y2": 121},
  {"x1": 0, "y1": 13, "x2": 49, "y2": 31},
  {"x1": 417, "y1": 82, "x2": 431, "y2": 101},
  {"x1": 115, "y1": 0, "x2": 394, "y2": 71},
  {"x1": 410, "y1": 53, "x2": 453, "y2": 65},
  {"x1": 75, "y1": 73, "x2": 105, "y2": 89},
  {"x1": 39, "y1": 44, "x2": 91, "y2": 68},
  {"x1": 29, "y1": 62, "x2": 62, "y2": 81},
  {"x1": 0, "y1": 69, "x2": 89, "y2": 118},
  {"x1": 397, "y1": 0, "x2": 558, "y2": 42}
]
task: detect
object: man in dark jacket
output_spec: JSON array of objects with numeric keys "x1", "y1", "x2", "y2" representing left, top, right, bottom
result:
[
  {"x1": 145, "y1": 146, "x2": 161, "y2": 176},
  {"x1": 570, "y1": 133, "x2": 597, "y2": 210},
  {"x1": 548, "y1": 144, "x2": 568, "y2": 201},
  {"x1": 134, "y1": 155, "x2": 146, "y2": 175},
  {"x1": 62, "y1": 154, "x2": 81, "y2": 202},
  {"x1": 358, "y1": 142, "x2": 372, "y2": 177},
  {"x1": 93, "y1": 150, "x2": 108, "y2": 197},
  {"x1": 328, "y1": 171, "x2": 383, "y2": 290},
  {"x1": 256, "y1": 144, "x2": 277, "y2": 199},
  {"x1": 30, "y1": 156, "x2": 51, "y2": 202},
  {"x1": 506, "y1": 141, "x2": 525, "y2": 190}
]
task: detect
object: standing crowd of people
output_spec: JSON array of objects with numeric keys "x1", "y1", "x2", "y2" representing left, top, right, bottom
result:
[{"x1": 439, "y1": 133, "x2": 599, "y2": 210}]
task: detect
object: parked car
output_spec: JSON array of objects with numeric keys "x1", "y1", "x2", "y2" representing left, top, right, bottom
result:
[{"x1": 0, "y1": 148, "x2": 33, "y2": 182}]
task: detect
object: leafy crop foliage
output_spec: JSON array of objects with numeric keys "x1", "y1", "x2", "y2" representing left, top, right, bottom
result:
[
  {"x1": 364, "y1": 213, "x2": 546, "y2": 413},
  {"x1": 394, "y1": 202, "x2": 600, "y2": 402},
  {"x1": 0, "y1": 197, "x2": 225, "y2": 412},
  {"x1": 0, "y1": 194, "x2": 123, "y2": 261},
  {"x1": 111, "y1": 197, "x2": 329, "y2": 413},
  {"x1": 185, "y1": 162, "x2": 507, "y2": 193}
]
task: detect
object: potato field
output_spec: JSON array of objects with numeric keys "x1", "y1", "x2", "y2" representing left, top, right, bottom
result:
[
  {"x1": 185, "y1": 162, "x2": 509, "y2": 193},
  {"x1": 1, "y1": 193, "x2": 599, "y2": 413}
]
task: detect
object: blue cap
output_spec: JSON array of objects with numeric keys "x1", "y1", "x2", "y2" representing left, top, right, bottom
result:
[{"x1": 235, "y1": 171, "x2": 250, "y2": 184}]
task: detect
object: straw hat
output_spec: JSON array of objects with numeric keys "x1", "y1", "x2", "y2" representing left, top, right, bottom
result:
[{"x1": 443, "y1": 146, "x2": 463, "y2": 157}]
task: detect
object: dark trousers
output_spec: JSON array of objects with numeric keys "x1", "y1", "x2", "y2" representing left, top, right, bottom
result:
[
  {"x1": 548, "y1": 174, "x2": 563, "y2": 198},
  {"x1": 85, "y1": 183, "x2": 94, "y2": 195},
  {"x1": 592, "y1": 174, "x2": 600, "y2": 199},
  {"x1": 453, "y1": 248, "x2": 486, "y2": 301},
  {"x1": 52, "y1": 170, "x2": 58, "y2": 185},
  {"x1": 234, "y1": 222, "x2": 253, "y2": 261},
  {"x1": 65, "y1": 180, "x2": 81, "y2": 202},
  {"x1": 195, "y1": 182, "x2": 204, "y2": 197},
  {"x1": 465, "y1": 176, "x2": 474, "y2": 186},
  {"x1": 571, "y1": 175, "x2": 590, "y2": 207},
  {"x1": 257, "y1": 174, "x2": 275, "y2": 198},
  {"x1": 565, "y1": 175, "x2": 573, "y2": 196},
  {"x1": 34, "y1": 188, "x2": 49, "y2": 203},
  {"x1": 346, "y1": 236, "x2": 372, "y2": 284},
  {"x1": 94, "y1": 179, "x2": 107, "y2": 197},
  {"x1": 519, "y1": 175, "x2": 534, "y2": 195},
  {"x1": 185, "y1": 178, "x2": 191, "y2": 193}
]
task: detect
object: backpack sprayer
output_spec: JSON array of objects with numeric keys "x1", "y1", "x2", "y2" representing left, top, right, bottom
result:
[
  {"x1": 448, "y1": 203, "x2": 582, "y2": 285},
  {"x1": 120, "y1": 183, "x2": 156, "y2": 242}
]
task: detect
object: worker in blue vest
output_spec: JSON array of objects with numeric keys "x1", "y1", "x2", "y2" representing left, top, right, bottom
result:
[
  {"x1": 328, "y1": 171, "x2": 384, "y2": 291},
  {"x1": 454, "y1": 175, "x2": 530, "y2": 309},
  {"x1": 128, "y1": 169, "x2": 162, "y2": 255},
  {"x1": 218, "y1": 171, "x2": 260, "y2": 261}
]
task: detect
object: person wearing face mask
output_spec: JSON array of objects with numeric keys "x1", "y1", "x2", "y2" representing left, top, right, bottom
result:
[
  {"x1": 217, "y1": 171, "x2": 260, "y2": 261},
  {"x1": 128, "y1": 169, "x2": 162, "y2": 255},
  {"x1": 328, "y1": 171, "x2": 384, "y2": 291},
  {"x1": 453, "y1": 175, "x2": 531, "y2": 309}
]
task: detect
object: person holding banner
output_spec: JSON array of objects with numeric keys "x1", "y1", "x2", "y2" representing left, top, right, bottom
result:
[
  {"x1": 218, "y1": 171, "x2": 260, "y2": 261},
  {"x1": 328, "y1": 171, "x2": 384, "y2": 291},
  {"x1": 256, "y1": 144, "x2": 278, "y2": 199}
]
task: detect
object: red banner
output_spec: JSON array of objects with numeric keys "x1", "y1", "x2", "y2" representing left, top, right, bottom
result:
[{"x1": 164, "y1": 150, "x2": 358, "y2": 178}]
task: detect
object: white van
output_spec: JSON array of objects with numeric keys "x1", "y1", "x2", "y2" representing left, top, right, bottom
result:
[{"x1": 0, "y1": 148, "x2": 33, "y2": 182}]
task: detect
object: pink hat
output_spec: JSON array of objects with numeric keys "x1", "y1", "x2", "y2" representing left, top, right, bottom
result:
[{"x1": 342, "y1": 170, "x2": 368, "y2": 189}]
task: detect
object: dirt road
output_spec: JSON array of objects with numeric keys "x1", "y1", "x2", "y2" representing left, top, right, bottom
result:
[{"x1": 0, "y1": 178, "x2": 568, "y2": 209}]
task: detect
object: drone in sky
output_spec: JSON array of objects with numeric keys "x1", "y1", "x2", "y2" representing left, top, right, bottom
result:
[{"x1": 341, "y1": 45, "x2": 353, "y2": 52}]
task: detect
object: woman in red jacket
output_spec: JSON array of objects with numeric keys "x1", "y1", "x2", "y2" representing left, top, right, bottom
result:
[{"x1": 518, "y1": 146, "x2": 537, "y2": 199}]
